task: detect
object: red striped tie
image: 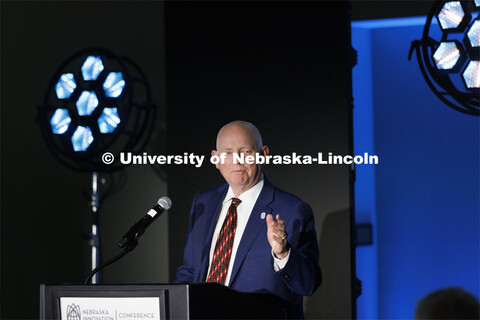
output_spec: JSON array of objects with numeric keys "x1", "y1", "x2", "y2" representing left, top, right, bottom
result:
[{"x1": 206, "y1": 198, "x2": 241, "y2": 284}]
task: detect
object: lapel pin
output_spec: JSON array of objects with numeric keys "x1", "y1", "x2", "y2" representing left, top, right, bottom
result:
[{"x1": 261, "y1": 212, "x2": 266, "y2": 220}]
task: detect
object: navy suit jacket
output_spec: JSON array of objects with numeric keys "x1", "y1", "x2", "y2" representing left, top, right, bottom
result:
[{"x1": 175, "y1": 178, "x2": 322, "y2": 317}]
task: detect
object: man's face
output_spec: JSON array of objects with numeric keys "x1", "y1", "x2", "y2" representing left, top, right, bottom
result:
[{"x1": 212, "y1": 124, "x2": 269, "y2": 195}]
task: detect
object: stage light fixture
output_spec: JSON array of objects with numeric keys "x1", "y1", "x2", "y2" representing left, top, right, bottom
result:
[
  {"x1": 38, "y1": 47, "x2": 155, "y2": 171},
  {"x1": 410, "y1": 0, "x2": 480, "y2": 115},
  {"x1": 38, "y1": 48, "x2": 156, "y2": 283}
]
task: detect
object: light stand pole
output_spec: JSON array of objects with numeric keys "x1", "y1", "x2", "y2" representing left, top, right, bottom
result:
[{"x1": 90, "y1": 172, "x2": 101, "y2": 283}]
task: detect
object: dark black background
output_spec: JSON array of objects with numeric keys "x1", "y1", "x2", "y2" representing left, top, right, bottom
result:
[{"x1": 165, "y1": 2, "x2": 353, "y2": 318}]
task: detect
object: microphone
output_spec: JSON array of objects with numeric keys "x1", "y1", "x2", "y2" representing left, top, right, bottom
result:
[{"x1": 118, "y1": 196, "x2": 172, "y2": 249}]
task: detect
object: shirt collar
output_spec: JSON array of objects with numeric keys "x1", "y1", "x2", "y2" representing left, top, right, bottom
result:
[{"x1": 223, "y1": 175, "x2": 264, "y2": 205}]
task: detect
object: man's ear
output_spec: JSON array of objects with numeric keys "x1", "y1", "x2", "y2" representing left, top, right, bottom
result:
[
  {"x1": 261, "y1": 145, "x2": 270, "y2": 157},
  {"x1": 211, "y1": 150, "x2": 220, "y2": 169}
]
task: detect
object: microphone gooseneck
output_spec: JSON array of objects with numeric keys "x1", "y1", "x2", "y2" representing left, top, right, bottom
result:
[{"x1": 85, "y1": 196, "x2": 172, "y2": 284}]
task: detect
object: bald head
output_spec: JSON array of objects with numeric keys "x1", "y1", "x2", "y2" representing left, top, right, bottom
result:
[
  {"x1": 216, "y1": 120, "x2": 263, "y2": 151},
  {"x1": 213, "y1": 120, "x2": 269, "y2": 196}
]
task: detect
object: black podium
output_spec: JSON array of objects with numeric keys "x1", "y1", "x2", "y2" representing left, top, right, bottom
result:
[{"x1": 40, "y1": 283, "x2": 287, "y2": 319}]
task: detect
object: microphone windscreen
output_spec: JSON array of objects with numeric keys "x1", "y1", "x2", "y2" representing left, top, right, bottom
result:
[{"x1": 157, "y1": 196, "x2": 172, "y2": 210}]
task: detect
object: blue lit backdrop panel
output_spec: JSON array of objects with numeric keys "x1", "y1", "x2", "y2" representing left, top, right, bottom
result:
[{"x1": 353, "y1": 17, "x2": 479, "y2": 320}]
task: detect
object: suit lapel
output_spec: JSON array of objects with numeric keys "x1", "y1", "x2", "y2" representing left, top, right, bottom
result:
[{"x1": 228, "y1": 179, "x2": 275, "y2": 286}]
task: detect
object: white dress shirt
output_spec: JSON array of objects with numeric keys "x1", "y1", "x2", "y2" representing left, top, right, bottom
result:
[{"x1": 206, "y1": 177, "x2": 290, "y2": 286}]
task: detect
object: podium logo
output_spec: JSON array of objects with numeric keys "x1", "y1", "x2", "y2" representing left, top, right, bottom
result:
[{"x1": 67, "y1": 303, "x2": 81, "y2": 320}]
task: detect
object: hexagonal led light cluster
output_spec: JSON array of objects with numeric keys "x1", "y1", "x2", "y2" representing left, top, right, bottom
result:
[
  {"x1": 432, "y1": 1, "x2": 480, "y2": 91},
  {"x1": 50, "y1": 55, "x2": 126, "y2": 152},
  {"x1": 39, "y1": 47, "x2": 155, "y2": 172}
]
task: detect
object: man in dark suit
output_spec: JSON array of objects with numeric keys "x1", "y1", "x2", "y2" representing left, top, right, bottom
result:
[{"x1": 175, "y1": 121, "x2": 321, "y2": 318}]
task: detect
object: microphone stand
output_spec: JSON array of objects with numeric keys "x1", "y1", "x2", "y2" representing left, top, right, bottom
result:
[{"x1": 85, "y1": 196, "x2": 171, "y2": 284}]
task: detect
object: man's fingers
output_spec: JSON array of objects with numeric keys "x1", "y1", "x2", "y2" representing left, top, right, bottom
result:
[
  {"x1": 272, "y1": 235, "x2": 282, "y2": 243},
  {"x1": 267, "y1": 214, "x2": 278, "y2": 228},
  {"x1": 267, "y1": 214, "x2": 287, "y2": 240},
  {"x1": 274, "y1": 215, "x2": 285, "y2": 233},
  {"x1": 271, "y1": 226, "x2": 287, "y2": 240},
  {"x1": 272, "y1": 233, "x2": 287, "y2": 243},
  {"x1": 266, "y1": 214, "x2": 286, "y2": 239},
  {"x1": 276, "y1": 214, "x2": 284, "y2": 225},
  {"x1": 276, "y1": 215, "x2": 285, "y2": 233}
]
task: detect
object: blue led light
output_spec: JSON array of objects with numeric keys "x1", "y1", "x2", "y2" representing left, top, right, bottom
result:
[
  {"x1": 467, "y1": 20, "x2": 480, "y2": 47},
  {"x1": 475, "y1": 0, "x2": 480, "y2": 7},
  {"x1": 437, "y1": 1, "x2": 465, "y2": 30},
  {"x1": 98, "y1": 107, "x2": 121, "y2": 133},
  {"x1": 433, "y1": 42, "x2": 461, "y2": 70},
  {"x1": 462, "y1": 60, "x2": 480, "y2": 89},
  {"x1": 71, "y1": 126, "x2": 94, "y2": 152},
  {"x1": 55, "y1": 73, "x2": 76, "y2": 99},
  {"x1": 81, "y1": 56, "x2": 104, "y2": 81},
  {"x1": 76, "y1": 91, "x2": 99, "y2": 116},
  {"x1": 103, "y1": 72, "x2": 125, "y2": 98},
  {"x1": 50, "y1": 109, "x2": 72, "y2": 134}
]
